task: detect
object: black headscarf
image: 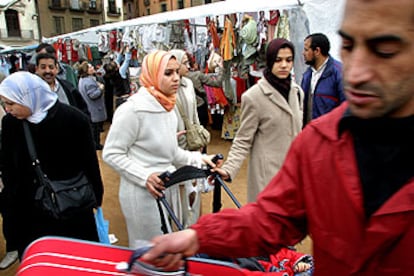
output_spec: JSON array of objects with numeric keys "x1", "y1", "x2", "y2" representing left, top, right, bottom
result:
[{"x1": 263, "y1": 38, "x2": 295, "y2": 102}]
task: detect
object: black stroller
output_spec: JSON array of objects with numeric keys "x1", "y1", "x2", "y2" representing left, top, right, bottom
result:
[{"x1": 152, "y1": 154, "x2": 314, "y2": 276}]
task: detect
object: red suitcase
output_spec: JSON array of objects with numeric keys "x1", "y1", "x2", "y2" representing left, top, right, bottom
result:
[{"x1": 18, "y1": 236, "x2": 246, "y2": 275}]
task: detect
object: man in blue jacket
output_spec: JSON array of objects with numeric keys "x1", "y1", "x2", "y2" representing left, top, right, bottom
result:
[{"x1": 301, "y1": 33, "x2": 345, "y2": 125}]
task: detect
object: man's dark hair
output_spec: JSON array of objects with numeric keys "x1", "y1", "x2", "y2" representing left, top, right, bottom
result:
[
  {"x1": 36, "y1": 53, "x2": 58, "y2": 66},
  {"x1": 306, "y1": 33, "x2": 330, "y2": 56},
  {"x1": 103, "y1": 61, "x2": 118, "y2": 77},
  {"x1": 36, "y1": 43, "x2": 56, "y2": 54}
]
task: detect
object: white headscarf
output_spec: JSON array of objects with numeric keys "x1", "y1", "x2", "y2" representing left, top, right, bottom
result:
[
  {"x1": 169, "y1": 49, "x2": 186, "y2": 64},
  {"x1": 0, "y1": 71, "x2": 58, "y2": 124}
]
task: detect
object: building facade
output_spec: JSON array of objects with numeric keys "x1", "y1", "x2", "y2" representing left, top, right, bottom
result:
[
  {"x1": 0, "y1": 0, "x2": 40, "y2": 47},
  {"x1": 137, "y1": 0, "x2": 223, "y2": 17},
  {"x1": 0, "y1": 0, "x2": 224, "y2": 48},
  {"x1": 37, "y1": 0, "x2": 105, "y2": 38}
]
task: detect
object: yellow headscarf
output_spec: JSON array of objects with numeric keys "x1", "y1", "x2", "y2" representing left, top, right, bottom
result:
[{"x1": 139, "y1": 50, "x2": 177, "y2": 111}]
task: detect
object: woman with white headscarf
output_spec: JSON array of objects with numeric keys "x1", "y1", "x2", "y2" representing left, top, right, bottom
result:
[
  {"x1": 169, "y1": 49, "x2": 207, "y2": 228},
  {"x1": 0, "y1": 72, "x2": 104, "y2": 258}
]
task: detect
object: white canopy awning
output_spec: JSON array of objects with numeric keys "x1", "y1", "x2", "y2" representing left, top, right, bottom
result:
[
  {"x1": 43, "y1": 0, "x2": 346, "y2": 60},
  {"x1": 43, "y1": 0, "x2": 300, "y2": 42}
]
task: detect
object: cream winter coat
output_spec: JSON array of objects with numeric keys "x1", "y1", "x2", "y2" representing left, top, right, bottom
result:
[
  {"x1": 222, "y1": 78, "x2": 304, "y2": 202},
  {"x1": 103, "y1": 87, "x2": 203, "y2": 245},
  {"x1": 173, "y1": 77, "x2": 205, "y2": 227}
]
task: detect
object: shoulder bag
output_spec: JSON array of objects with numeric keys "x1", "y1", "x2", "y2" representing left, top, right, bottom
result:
[
  {"x1": 176, "y1": 101, "x2": 210, "y2": 151},
  {"x1": 23, "y1": 121, "x2": 97, "y2": 219}
]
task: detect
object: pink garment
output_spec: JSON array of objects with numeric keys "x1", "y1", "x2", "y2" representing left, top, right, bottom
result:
[{"x1": 204, "y1": 85, "x2": 216, "y2": 105}]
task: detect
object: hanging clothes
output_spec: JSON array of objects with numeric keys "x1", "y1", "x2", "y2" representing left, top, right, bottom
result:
[
  {"x1": 220, "y1": 17, "x2": 237, "y2": 62},
  {"x1": 208, "y1": 20, "x2": 220, "y2": 50},
  {"x1": 221, "y1": 105, "x2": 241, "y2": 140},
  {"x1": 233, "y1": 76, "x2": 247, "y2": 103},
  {"x1": 109, "y1": 30, "x2": 117, "y2": 51},
  {"x1": 268, "y1": 10, "x2": 280, "y2": 41},
  {"x1": 239, "y1": 16, "x2": 258, "y2": 60},
  {"x1": 275, "y1": 10, "x2": 290, "y2": 40},
  {"x1": 288, "y1": 7, "x2": 310, "y2": 85},
  {"x1": 71, "y1": 39, "x2": 79, "y2": 63},
  {"x1": 98, "y1": 31, "x2": 110, "y2": 54}
]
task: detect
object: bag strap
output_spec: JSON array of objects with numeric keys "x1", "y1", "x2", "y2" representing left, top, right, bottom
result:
[
  {"x1": 22, "y1": 121, "x2": 48, "y2": 182},
  {"x1": 23, "y1": 121, "x2": 40, "y2": 164},
  {"x1": 175, "y1": 100, "x2": 192, "y2": 130}
]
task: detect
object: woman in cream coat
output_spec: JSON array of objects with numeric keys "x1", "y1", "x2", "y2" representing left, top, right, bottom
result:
[
  {"x1": 217, "y1": 38, "x2": 304, "y2": 203},
  {"x1": 103, "y1": 51, "x2": 216, "y2": 246}
]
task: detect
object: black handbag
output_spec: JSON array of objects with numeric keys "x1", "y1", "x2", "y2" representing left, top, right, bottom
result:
[{"x1": 23, "y1": 121, "x2": 97, "y2": 219}]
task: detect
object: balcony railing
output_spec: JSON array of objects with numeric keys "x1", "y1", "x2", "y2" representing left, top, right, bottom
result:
[
  {"x1": 69, "y1": 1, "x2": 87, "y2": 12},
  {"x1": 48, "y1": 0, "x2": 69, "y2": 10},
  {"x1": 107, "y1": 7, "x2": 121, "y2": 16},
  {"x1": 87, "y1": 0, "x2": 102, "y2": 14},
  {"x1": 0, "y1": 29, "x2": 34, "y2": 40}
]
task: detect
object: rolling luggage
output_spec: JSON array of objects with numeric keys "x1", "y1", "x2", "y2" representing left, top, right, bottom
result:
[{"x1": 17, "y1": 236, "x2": 246, "y2": 276}]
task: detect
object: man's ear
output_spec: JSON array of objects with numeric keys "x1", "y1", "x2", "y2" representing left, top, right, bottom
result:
[{"x1": 314, "y1": 47, "x2": 321, "y2": 56}]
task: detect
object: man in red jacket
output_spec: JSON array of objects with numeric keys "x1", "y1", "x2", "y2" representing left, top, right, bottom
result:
[{"x1": 142, "y1": 0, "x2": 414, "y2": 274}]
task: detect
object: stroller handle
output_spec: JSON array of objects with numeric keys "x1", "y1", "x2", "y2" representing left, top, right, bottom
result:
[{"x1": 157, "y1": 154, "x2": 223, "y2": 189}]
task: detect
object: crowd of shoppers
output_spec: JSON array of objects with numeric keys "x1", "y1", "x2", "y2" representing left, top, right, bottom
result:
[
  {"x1": 7, "y1": 4, "x2": 411, "y2": 273},
  {"x1": 140, "y1": 0, "x2": 414, "y2": 274}
]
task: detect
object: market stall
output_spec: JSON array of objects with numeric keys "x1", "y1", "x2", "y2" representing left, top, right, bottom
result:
[{"x1": 5, "y1": 0, "x2": 346, "y2": 139}]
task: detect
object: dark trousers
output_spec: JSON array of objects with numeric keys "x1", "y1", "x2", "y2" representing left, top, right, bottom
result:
[
  {"x1": 197, "y1": 103, "x2": 209, "y2": 128},
  {"x1": 104, "y1": 81, "x2": 114, "y2": 123},
  {"x1": 197, "y1": 103, "x2": 209, "y2": 154},
  {"x1": 92, "y1": 122, "x2": 103, "y2": 148}
]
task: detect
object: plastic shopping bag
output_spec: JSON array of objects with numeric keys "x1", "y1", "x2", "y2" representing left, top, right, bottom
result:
[{"x1": 94, "y1": 207, "x2": 110, "y2": 244}]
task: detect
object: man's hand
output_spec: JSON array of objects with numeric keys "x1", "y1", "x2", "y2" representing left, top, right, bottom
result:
[{"x1": 142, "y1": 229, "x2": 200, "y2": 271}]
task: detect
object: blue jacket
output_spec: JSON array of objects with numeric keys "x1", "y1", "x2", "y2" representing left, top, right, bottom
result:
[{"x1": 301, "y1": 56, "x2": 345, "y2": 125}]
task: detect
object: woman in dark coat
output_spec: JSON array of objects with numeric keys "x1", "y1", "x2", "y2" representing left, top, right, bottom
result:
[{"x1": 0, "y1": 72, "x2": 104, "y2": 257}]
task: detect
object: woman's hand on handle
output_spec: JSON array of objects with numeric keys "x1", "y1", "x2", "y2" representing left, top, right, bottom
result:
[
  {"x1": 202, "y1": 154, "x2": 224, "y2": 169},
  {"x1": 145, "y1": 173, "x2": 166, "y2": 199}
]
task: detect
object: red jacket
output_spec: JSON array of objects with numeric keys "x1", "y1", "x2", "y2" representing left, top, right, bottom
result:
[{"x1": 192, "y1": 102, "x2": 414, "y2": 275}]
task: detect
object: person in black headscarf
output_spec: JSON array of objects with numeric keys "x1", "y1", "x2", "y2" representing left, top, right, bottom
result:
[{"x1": 215, "y1": 38, "x2": 304, "y2": 202}]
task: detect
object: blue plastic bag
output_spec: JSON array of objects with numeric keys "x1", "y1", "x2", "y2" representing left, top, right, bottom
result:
[{"x1": 94, "y1": 207, "x2": 110, "y2": 244}]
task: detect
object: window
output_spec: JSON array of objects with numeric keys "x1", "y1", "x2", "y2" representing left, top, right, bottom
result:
[
  {"x1": 5, "y1": 10, "x2": 20, "y2": 37},
  {"x1": 53, "y1": 16, "x2": 65, "y2": 34},
  {"x1": 205, "y1": 0, "x2": 211, "y2": 3},
  {"x1": 70, "y1": 0, "x2": 80, "y2": 9},
  {"x1": 72, "y1": 18, "x2": 83, "y2": 32},
  {"x1": 178, "y1": 0, "x2": 184, "y2": 9},
  {"x1": 52, "y1": 0, "x2": 62, "y2": 7},
  {"x1": 128, "y1": 3, "x2": 132, "y2": 13},
  {"x1": 90, "y1": 19, "x2": 100, "y2": 27},
  {"x1": 161, "y1": 3, "x2": 167, "y2": 12},
  {"x1": 108, "y1": 0, "x2": 117, "y2": 13},
  {"x1": 89, "y1": 0, "x2": 97, "y2": 9},
  {"x1": 146, "y1": 8, "x2": 150, "y2": 15}
]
